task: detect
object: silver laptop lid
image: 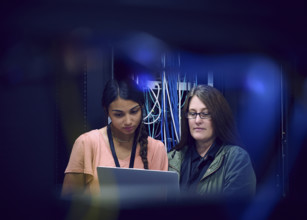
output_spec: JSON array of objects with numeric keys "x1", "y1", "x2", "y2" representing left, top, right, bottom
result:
[{"x1": 96, "y1": 166, "x2": 179, "y2": 203}]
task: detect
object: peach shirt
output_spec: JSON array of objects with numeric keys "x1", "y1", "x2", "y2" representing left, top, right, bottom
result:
[{"x1": 64, "y1": 129, "x2": 168, "y2": 195}]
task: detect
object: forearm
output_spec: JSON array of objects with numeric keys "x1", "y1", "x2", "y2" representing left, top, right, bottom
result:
[{"x1": 61, "y1": 173, "x2": 86, "y2": 197}]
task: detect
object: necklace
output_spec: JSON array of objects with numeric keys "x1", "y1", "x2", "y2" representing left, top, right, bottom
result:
[
  {"x1": 112, "y1": 134, "x2": 132, "y2": 143},
  {"x1": 109, "y1": 125, "x2": 133, "y2": 143}
]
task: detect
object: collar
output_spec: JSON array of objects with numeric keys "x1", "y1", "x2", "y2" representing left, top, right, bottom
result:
[{"x1": 191, "y1": 141, "x2": 220, "y2": 162}]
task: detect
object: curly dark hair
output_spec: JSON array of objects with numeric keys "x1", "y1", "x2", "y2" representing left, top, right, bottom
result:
[{"x1": 101, "y1": 78, "x2": 149, "y2": 169}]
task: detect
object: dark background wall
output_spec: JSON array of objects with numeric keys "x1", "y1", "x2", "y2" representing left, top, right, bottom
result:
[{"x1": 1, "y1": 1, "x2": 306, "y2": 219}]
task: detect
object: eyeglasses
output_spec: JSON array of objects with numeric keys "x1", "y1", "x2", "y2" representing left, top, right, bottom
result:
[{"x1": 185, "y1": 112, "x2": 211, "y2": 119}]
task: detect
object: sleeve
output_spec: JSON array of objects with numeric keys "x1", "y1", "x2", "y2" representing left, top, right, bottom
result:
[
  {"x1": 223, "y1": 147, "x2": 257, "y2": 198},
  {"x1": 149, "y1": 139, "x2": 169, "y2": 171},
  {"x1": 64, "y1": 133, "x2": 95, "y2": 176}
]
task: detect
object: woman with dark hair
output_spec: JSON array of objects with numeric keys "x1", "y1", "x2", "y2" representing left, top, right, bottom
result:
[
  {"x1": 62, "y1": 78, "x2": 168, "y2": 197},
  {"x1": 168, "y1": 85, "x2": 256, "y2": 199}
]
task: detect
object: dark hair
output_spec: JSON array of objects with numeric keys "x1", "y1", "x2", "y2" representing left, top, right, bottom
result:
[
  {"x1": 101, "y1": 78, "x2": 149, "y2": 169},
  {"x1": 175, "y1": 85, "x2": 241, "y2": 150}
]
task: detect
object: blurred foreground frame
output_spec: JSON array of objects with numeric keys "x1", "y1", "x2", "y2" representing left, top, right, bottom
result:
[{"x1": 1, "y1": 1, "x2": 306, "y2": 220}]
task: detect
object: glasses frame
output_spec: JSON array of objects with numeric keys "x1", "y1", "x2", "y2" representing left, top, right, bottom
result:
[{"x1": 185, "y1": 111, "x2": 211, "y2": 119}]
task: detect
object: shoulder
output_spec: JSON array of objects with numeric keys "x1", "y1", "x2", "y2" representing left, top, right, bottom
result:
[
  {"x1": 220, "y1": 145, "x2": 250, "y2": 155},
  {"x1": 218, "y1": 145, "x2": 252, "y2": 163},
  {"x1": 168, "y1": 146, "x2": 188, "y2": 160},
  {"x1": 73, "y1": 129, "x2": 102, "y2": 150},
  {"x1": 75, "y1": 129, "x2": 100, "y2": 142},
  {"x1": 147, "y1": 137, "x2": 168, "y2": 156},
  {"x1": 147, "y1": 136, "x2": 165, "y2": 148},
  {"x1": 167, "y1": 146, "x2": 188, "y2": 172}
]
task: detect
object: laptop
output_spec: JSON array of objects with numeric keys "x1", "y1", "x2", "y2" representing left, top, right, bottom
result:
[{"x1": 96, "y1": 166, "x2": 180, "y2": 204}]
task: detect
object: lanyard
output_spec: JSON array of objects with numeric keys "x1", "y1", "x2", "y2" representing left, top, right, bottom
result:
[{"x1": 107, "y1": 124, "x2": 137, "y2": 168}]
